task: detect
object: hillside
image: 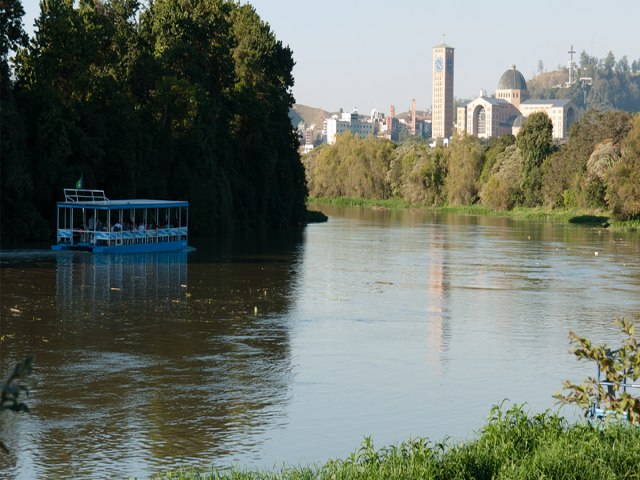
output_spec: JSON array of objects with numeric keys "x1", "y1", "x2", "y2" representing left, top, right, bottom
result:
[
  {"x1": 527, "y1": 69, "x2": 570, "y2": 91},
  {"x1": 289, "y1": 104, "x2": 332, "y2": 129}
]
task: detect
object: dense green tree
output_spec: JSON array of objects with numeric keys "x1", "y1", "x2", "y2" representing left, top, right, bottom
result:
[
  {"x1": 480, "y1": 145, "x2": 524, "y2": 210},
  {"x1": 0, "y1": 0, "x2": 46, "y2": 242},
  {"x1": 0, "y1": 0, "x2": 28, "y2": 62},
  {"x1": 479, "y1": 134, "x2": 515, "y2": 184},
  {"x1": 602, "y1": 51, "x2": 616, "y2": 76},
  {"x1": 516, "y1": 112, "x2": 554, "y2": 205},
  {"x1": 391, "y1": 142, "x2": 445, "y2": 205},
  {"x1": 444, "y1": 134, "x2": 483, "y2": 206},
  {"x1": 541, "y1": 109, "x2": 633, "y2": 208},
  {"x1": 2, "y1": 0, "x2": 306, "y2": 244},
  {"x1": 228, "y1": 3, "x2": 306, "y2": 227},
  {"x1": 606, "y1": 115, "x2": 640, "y2": 219},
  {"x1": 304, "y1": 133, "x2": 393, "y2": 200}
]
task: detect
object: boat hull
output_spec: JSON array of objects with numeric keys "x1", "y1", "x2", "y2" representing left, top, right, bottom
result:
[{"x1": 52, "y1": 240, "x2": 188, "y2": 253}]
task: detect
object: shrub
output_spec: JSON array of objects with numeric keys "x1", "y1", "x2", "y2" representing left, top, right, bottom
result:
[{"x1": 555, "y1": 318, "x2": 640, "y2": 423}]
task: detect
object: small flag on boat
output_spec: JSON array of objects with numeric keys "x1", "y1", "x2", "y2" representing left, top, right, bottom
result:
[{"x1": 75, "y1": 175, "x2": 83, "y2": 189}]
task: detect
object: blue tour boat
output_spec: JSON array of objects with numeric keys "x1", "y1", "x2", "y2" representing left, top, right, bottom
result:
[{"x1": 52, "y1": 189, "x2": 189, "y2": 253}]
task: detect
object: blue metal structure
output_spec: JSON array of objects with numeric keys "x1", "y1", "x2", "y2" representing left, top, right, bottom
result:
[
  {"x1": 589, "y1": 357, "x2": 640, "y2": 422},
  {"x1": 52, "y1": 189, "x2": 189, "y2": 253}
]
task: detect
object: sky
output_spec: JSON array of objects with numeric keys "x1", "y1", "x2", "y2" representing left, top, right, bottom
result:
[{"x1": 20, "y1": 0, "x2": 640, "y2": 115}]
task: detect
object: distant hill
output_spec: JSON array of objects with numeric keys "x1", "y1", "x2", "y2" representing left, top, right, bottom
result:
[
  {"x1": 527, "y1": 70, "x2": 571, "y2": 94},
  {"x1": 290, "y1": 104, "x2": 332, "y2": 130}
]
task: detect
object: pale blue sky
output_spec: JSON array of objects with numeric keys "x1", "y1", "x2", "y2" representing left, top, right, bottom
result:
[{"x1": 21, "y1": 0, "x2": 640, "y2": 114}]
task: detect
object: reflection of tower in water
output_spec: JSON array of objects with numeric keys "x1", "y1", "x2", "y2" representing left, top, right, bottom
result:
[
  {"x1": 56, "y1": 252, "x2": 188, "y2": 314},
  {"x1": 425, "y1": 226, "x2": 449, "y2": 374}
]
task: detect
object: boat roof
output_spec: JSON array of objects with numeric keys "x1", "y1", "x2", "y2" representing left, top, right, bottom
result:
[{"x1": 57, "y1": 189, "x2": 188, "y2": 209}]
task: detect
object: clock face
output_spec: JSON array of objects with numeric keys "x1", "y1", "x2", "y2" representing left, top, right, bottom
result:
[{"x1": 435, "y1": 57, "x2": 443, "y2": 73}]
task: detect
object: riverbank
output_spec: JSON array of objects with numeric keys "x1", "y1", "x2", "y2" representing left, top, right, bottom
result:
[
  {"x1": 160, "y1": 405, "x2": 640, "y2": 479},
  {"x1": 307, "y1": 197, "x2": 640, "y2": 231}
]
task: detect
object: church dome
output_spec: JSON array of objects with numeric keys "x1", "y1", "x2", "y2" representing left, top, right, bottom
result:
[
  {"x1": 498, "y1": 65, "x2": 527, "y2": 90},
  {"x1": 512, "y1": 115, "x2": 527, "y2": 128}
]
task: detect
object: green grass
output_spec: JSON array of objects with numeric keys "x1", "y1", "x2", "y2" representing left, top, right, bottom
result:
[
  {"x1": 307, "y1": 197, "x2": 640, "y2": 231},
  {"x1": 158, "y1": 405, "x2": 640, "y2": 480},
  {"x1": 307, "y1": 196, "x2": 413, "y2": 209}
]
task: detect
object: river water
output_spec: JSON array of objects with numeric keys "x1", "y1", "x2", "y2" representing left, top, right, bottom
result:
[{"x1": 1, "y1": 206, "x2": 639, "y2": 478}]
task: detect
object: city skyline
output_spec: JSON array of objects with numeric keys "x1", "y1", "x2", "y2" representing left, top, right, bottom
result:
[{"x1": 20, "y1": 0, "x2": 640, "y2": 114}]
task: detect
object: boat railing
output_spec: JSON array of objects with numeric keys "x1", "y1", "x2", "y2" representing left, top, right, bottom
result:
[
  {"x1": 63, "y1": 189, "x2": 109, "y2": 203},
  {"x1": 57, "y1": 226, "x2": 187, "y2": 246}
]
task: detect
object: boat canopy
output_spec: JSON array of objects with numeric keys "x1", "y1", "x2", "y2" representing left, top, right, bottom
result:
[{"x1": 58, "y1": 188, "x2": 188, "y2": 210}]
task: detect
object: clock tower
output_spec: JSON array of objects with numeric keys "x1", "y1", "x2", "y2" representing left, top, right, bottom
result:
[{"x1": 432, "y1": 40, "x2": 454, "y2": 139}]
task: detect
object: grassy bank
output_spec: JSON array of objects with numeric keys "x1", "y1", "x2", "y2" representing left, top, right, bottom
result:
[
  {"x1": 160, "y1": 405, "x2": 640, "y2": 479},
  {"x1": 307, "y1": 197, "x2": 639, "y2": 231}
]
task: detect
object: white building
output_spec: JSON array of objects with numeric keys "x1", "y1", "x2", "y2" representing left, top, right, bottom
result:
[
  {"x1": 324, "y1": 109, "x2": 374, "y2": 144},
  {"x1": 457, "y1": 65, "x2": 579, "y2": 141}
]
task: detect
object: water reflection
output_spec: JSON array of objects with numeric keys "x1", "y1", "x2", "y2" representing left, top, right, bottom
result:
[
  {"x1": 425, "y1": 226, "x2": 450, "y2": 375},
  {"x1": 1, "y1": 231, "x2": 304, "y2": 479},
  {"x1": 56, "y1": 251, "x2": 188, "y2": 314}
]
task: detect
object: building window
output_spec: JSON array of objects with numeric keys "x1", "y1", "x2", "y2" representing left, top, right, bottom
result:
[{"x1": 474, "y1": 106, "x2": 487, "y2": 136}]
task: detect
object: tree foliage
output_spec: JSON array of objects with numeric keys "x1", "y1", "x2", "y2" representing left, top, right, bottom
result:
[
  {"x1": 479, "y1": 145, "x2": 524, "y2": 210},
  {"x1": 304, "y1": 133, "x2": 394, "y2": 199},
  {"x1": 444, "y1": 134, "x2": 483, "y2": 206},
  {"x1": 606, "y1": 115, "x2": 640, "y2": 220},
  {"x1": 555, "y1": 319, "x2": 640, "y2": 424},
  {"x1": 541, "y1": 109, "x2": 633, "y2": 208},
  {"x1": 304, "y1": 109, "x2": 640, "y2": 218},
  {"x1": 516, "y1": 112, "x2": 554, "y2": 206},
  {"x1": 1, "y1": 356, "x2": 34, "y2": 454},
  {"x1": 1, "y1": 0, "x2": 306, "y2": 244},
  {"x1": 530, "y1": 50, "x2": 640, "y2": 112}
]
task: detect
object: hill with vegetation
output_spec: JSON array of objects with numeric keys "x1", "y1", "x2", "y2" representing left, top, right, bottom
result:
[
  {"x1": 527, "y1": 51, "x2": 640, "y2": 111},
  {"x1": 290, "y1": 104, "x2": 332, "y2": 129},
  {"x1": 1, "y1": 0, "x2": 307, "y2": 244}
]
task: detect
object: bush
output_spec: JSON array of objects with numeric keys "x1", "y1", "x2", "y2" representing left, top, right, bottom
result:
[
  {"x1": 479, "y1": 145, "x2": 523, "y2": 210},
  {"x1": 555, "y1": 318, "x2": 640, "y2": 423}
]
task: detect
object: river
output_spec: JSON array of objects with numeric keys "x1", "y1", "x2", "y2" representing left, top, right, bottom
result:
[{"x1": 1, "y1": 206, "x2": 639, "y2": 478}]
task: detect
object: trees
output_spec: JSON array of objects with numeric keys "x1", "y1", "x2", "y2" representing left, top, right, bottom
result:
[
  {"x1": 606, "y1": 115, "x2": 640, "y2": 220},
  {"x1": 541, "y1": 109, "x2": 633, "y2": 209},
  {"x1": 303, "y1": 133, "x2": 394, "y2": 200},
  {"x1": 0, "y1": 0, "x2": 47, "y2": 243},
  {"x1": 480, "y1": 145, "x2": 524, "y2": 210},
  {"x1": 444, "y1": 134, "x2": 483, "y2": 206},
  {"x1": 2, "y1": 0, "x2": 306, "y2": 243},
  {"x1": 532, "y1": 51, "x2": 640, "y2": 112},
  {"x1": 516, "y1": 112, "x2": 554, "y2": 206},
  {"x1": 392, "y1": 142, "x2": 446, "y2": 206},
  {"x1": 303, "y1": 109, "x2": 639, "y2": 220}
]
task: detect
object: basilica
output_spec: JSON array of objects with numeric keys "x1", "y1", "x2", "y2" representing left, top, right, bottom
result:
[{"x1": 456, "y1": 65, "x2": 579, "y2": 141}]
